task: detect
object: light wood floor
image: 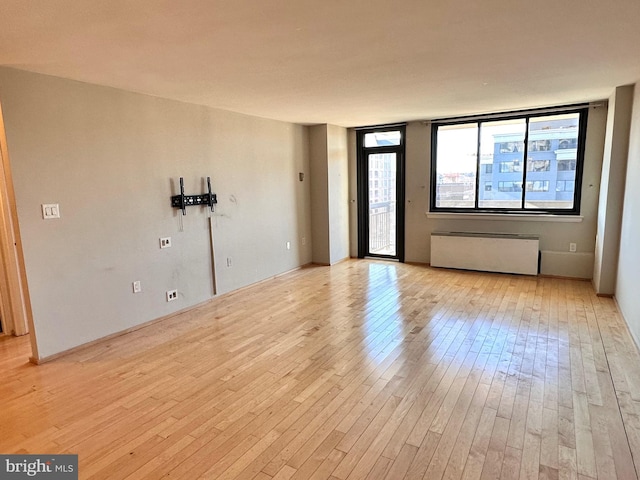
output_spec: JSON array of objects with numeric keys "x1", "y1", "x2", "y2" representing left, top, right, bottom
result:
[{"x1": 2, "y1": 260, "x2": 640, "y2": 480}]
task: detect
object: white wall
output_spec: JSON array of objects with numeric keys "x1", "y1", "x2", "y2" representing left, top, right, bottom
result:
[
  {"x1": 0, "y1": 67, "x2": 311, "y2": 359},
  {"x1": 350, "y1": 106, "x2": 608, "y2": 278},
  {"x1": 594, "y1": 85, "x2": 633, "y2": 294},
  {"x1": 616, "y1": 82, "x2": 640, "y2": 345}
]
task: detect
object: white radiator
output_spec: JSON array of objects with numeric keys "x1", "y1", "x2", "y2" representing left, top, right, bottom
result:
[{"x1": 430, "y1": 232, "x2": 539, "y2": 276}]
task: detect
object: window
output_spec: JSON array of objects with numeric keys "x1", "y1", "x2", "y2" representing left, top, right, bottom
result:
[
  {"x1": 526, "y1": 180, "x2": 549, "y2": 192},
  {"x1": 431, "y1": 106, "x2": 588, "y2": 214},
  {"x1": 499, "y1": 141, "x2": 524, "y2": 153},
  {"x1": 499, "y1": 161, "x2": 522, "y2": 173},
  {"x1": 528, "y1": 139, "x2": 551, "y2": 152},
  {"x1": 558, "y1": 138, "x2": 577, "y2": 149},
  {"x1": 498, "y1": 181, "x2": 522, "y2": 192},
  {"x1": 364, "y1": 131, "x2": 401, "y2": 147},
  {"x1": 558, "y1": 159, "x2": 576, "y2": 171},
  {"x1": 556, "y1": 180, "x2": 575, "y2": 192},
  {"x1": 527, "y1": 159, "x2": 550, "y2": 172}
]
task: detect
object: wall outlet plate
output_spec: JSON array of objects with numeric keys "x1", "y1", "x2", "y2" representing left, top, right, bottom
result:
[
  {"x1": 166, "y1": 289, "x2": 177, "y2": 302},
  {"x1": 42, "y1": 203, "x2": 60, "y2": 219},
  {"x1": 160, "y1": 237, "x2": 172, "y2": 249},
  {"x1": 132, "y1": 281, "x2": 142, "y2": 293},
  {"x1": 569, "y1": 242, "x2": 577, "y2": 252}
]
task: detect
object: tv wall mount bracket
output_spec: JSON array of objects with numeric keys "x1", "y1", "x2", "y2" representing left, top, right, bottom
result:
[{"x1": 171, "y1": 177, "x2": 217, "y2": 215}]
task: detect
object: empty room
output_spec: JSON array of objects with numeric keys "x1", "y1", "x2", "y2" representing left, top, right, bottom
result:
[{"x1": 2, "y1": 1, "x2": 640, "y2": 479}]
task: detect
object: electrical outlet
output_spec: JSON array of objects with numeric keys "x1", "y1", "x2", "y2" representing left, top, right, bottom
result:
[
  {"x1": 166, "y1": 289, "x2": 178, "y2": 302},
  {"x1": 160, "y1": 237, "x2": 172, "y2": 249},
  {"x1": 42, "y1": 203, "x2": 60, "y2": 219},
  {"x1": 226, "y1": 257, "x2": 232, "y2": 267},
  {"x1": 286, "y1": 241, "x2": 291, "y2": 250},
  {"x1": 132, "y1": 281, "x2": 142, "y2": 293},
  {"x1": 569, "y1": 242, "x2": 577, "y2": 252},
  {"x1": 302, "y1": 236, "x2": 306, "y2": 246}
]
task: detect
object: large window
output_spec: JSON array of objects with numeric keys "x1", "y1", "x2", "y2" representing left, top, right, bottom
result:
[{"x1": 431, "y1": 106, "x2": 588, "y2": 214}]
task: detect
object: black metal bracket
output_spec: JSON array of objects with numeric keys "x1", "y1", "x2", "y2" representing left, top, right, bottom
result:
[{"x1": 171, "y1": 177, "x2": 217, "y2": 215}]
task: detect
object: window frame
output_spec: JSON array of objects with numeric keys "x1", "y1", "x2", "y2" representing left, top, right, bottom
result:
[{"x1": 429, "y1": 105, "x2": 589, "y2": 215}]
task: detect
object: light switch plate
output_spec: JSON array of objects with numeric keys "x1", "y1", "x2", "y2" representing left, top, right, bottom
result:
[{"x1": 42, "y1": 204, "x2": 60, "y2": 219}]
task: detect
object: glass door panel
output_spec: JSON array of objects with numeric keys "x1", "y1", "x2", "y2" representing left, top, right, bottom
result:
[{"x1": 368, "y1": 153, "x2": 397, "y2": 257}]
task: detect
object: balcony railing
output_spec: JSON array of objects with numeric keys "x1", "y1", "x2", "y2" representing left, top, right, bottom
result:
[{"x1": 369, "y1": 201, "x2": 395, "y2": 255}]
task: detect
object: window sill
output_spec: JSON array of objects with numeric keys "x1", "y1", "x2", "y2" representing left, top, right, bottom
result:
[{"x1": 425, "y1": 212, "x2": 583, "y2": 223}]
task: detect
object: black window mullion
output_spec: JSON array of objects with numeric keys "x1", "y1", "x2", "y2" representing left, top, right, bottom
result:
[
  {"x1": 521, "y1": 117, "x2": 530, "y2": 210},
  {"x1": 572, "y1": 109, "x2": 588, "y2": 213},
  {"x1": 475, "y1": 122, "x2": 481, "y2": 209}
]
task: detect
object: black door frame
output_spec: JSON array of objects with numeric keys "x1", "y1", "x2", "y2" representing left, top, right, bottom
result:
[{"x1": 356, "y1": 125, "x2": 406, "y2": 262}]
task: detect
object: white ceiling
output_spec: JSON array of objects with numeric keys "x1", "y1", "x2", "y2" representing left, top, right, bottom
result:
[{"x1": 1, "y1": 0, "x2": 640, "y2": 127}]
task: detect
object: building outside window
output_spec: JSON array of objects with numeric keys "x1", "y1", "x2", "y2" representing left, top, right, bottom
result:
[
  {"x1": 558, "y1": 138, "x2": 578, "y2": 149},
  {"x1": 558, "y1": 159, "x2": 576, "y2": 171},
  {"x1": 528, "y1": 139, "x2": 551, "y2": 151},
  {"x1": 499, "y1": 161, "x2": 522, "y2": 173},
  {"x1": 527, "y1": 159, "x2": 550, "y2": 172},
  {"x1": 526, "y1": 180, "x2": 549, "y2": 192},
  {"x1": 556, "y1": 180, "x2": 575, "y2": 192},
  {"x1": 498, "y1": 181, "x2": 522, "y2": 192}
]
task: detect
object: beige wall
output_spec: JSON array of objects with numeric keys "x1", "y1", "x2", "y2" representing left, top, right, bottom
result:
[
  {"x1": 593, "y1": 85, "x2": 633, "y2": 294},
  {"x1": 350, "y1": 106, "x2": 608, "y2": 278},
  {"x1": 0, "y1": 63, "x2": 621, "y2": 359},
  {"x1": 326, "y1": 124, "x2": 349, "y2": 264},
  {"x1": 310, "y1": 124, "x2": 349, "y2": 265},
  {"x1": 616, "y1": 82, "x2": 640, "y2": 345},
  {"x1": 309, "y1": 125, "x2": 330, "y2": 264},
  {"x1": 0, "y1": 67, "x2": 311, "y2": 359}
]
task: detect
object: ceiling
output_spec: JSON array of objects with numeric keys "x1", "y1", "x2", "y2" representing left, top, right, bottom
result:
[{"x1": 1, "y1": 0, "x2": 640, "y2": 127}]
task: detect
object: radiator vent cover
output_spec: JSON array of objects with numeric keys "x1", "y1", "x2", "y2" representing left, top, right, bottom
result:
[{"x1": 430, "y1": 232, "x2": 539, "y2": 276}]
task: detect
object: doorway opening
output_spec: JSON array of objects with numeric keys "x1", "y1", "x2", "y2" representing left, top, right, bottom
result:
[
  {"x1": 356, "y1": 125, "x2": 406, "y2": 262},
  {"x1": 0, "y1": 99, "x2": 36, "y2": 358}
]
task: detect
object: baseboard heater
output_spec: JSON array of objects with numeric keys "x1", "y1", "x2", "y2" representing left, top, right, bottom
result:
[{"x1": 431, "y1": 232, "x2": 540, "y2": 276}]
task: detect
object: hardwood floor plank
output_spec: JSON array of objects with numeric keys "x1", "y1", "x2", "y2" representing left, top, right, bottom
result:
[{"x1": 2, "y1": 261, "x2": 639, "y2": 479}]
